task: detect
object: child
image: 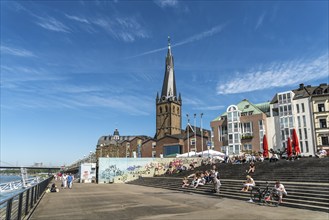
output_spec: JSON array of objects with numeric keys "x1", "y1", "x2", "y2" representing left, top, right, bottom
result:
[{"x1": 182, "y1": 177, "x2": 190, "y2": 188}]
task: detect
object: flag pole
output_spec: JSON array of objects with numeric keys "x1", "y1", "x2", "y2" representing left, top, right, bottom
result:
[
  {"x1": 186, "y1": 114, "x2": 190, "y2": 157},
  {"x1": 194, "y1": 113, "x2": 197, "y2": 156},
  {"x1": 201, "y1": 113, "x2": 204, "y2": 157}
]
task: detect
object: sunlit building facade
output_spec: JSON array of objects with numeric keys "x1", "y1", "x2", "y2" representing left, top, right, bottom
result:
[{"x1": 211, "y1": 99, "x2": 269, "y2": 155}]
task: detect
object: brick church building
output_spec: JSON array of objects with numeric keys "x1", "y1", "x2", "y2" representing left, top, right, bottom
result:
[{"x1": 96, "y1": 38, "x2": 210, "y2": 159}]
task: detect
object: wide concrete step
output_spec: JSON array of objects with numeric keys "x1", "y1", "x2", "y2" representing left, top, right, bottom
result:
[
  {"x1": 128, "y1": 181, "x2": 329, "y2": 212},
  {"x1": 127, "y1": 177, "x2": 329, "y2": 212}
]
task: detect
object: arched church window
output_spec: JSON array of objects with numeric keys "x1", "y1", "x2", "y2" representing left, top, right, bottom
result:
[
  {"x1": 177, "y1": 107, "x2": 179, "y2": 114},
  {"x1": 159, "y1": 107, "x2": 162, "y2": 114},
  {"x1": 165, "y1": 105, "x2": 168, "y2": 112},
  {"x1": 173, "y1": 106, "x2": 175, "y2": 113}
]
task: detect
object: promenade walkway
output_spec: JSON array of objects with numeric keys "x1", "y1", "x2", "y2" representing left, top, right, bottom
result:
[{"x1": 31, "y1": 180, "x2": 328, "y2": 220}]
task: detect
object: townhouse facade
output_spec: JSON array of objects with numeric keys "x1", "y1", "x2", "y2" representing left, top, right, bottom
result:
[
  {"x1": 211, "y1": 99, "x2": 269, "y2": 155},
  {"x1": 211, "y1": 83, "x2": 328, "y2": 157}
]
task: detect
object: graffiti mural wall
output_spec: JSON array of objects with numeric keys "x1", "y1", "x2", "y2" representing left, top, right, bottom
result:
[{"x1": 98, "y1": 157, "x2": 201, "y2": 183}]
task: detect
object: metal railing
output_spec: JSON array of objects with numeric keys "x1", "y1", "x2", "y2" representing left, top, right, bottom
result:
[
  {"x1": 0, "y1": 177, "x2": 52, "y2": 220},
  {"x1": 0, "y1": 177, "x2": 42, "y2": 193}
]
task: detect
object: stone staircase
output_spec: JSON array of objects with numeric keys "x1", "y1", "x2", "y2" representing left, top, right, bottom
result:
[{"x1": 127, "y1": 157, "x2": 329, "y2": 212}]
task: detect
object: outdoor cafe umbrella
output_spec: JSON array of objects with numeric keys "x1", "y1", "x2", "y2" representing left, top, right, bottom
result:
[
  {"x1": 287, "y1": 137, "x2": 293, "y2": 158},
  {"x1": 262, "y1": 134, "x2": 269, "y2": 158},
  {"x1": 292, "y1": 129, "x2": 301, "y2": 155}
]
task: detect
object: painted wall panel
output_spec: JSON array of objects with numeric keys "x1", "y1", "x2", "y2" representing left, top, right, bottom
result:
[{"x1": 98, "y1": 157, "x2": 201, "y2": 183}]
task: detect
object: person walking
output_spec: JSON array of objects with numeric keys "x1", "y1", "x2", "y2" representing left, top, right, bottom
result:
[
  {"x1": 61, "y1": 173, "x2": 67, "y2": 189},
  {"x1": 211, "y1": 169, "x2": 221, "y2": 194},
  {"x1": 67, "y1": 173, "x2": 73, "y2": 189}
]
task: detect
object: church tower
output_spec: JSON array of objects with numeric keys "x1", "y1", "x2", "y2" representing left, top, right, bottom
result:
[{"x1": 155, "y1": 37, "x2": 182, "y2": 140}]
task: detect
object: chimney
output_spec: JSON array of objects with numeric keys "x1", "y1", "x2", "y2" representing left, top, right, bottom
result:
[{"x1": 299, "y1": 83, "x2": 304, "y2": 89}]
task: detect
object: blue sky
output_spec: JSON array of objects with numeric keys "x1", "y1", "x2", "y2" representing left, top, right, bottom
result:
[{"x1": 1, "y1": 0, "x2": 328, "y2": 166}]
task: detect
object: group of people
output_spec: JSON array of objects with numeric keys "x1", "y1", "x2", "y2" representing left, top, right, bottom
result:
[
  {"x1": 53, "y1": 173, "x2": 75, "y2": 189},
  {"x1": 182, "y1": 165, "x2": 221, "y2": 193},
  {"x1": 241, "y1": 174, "x2": 287, "y2": 204},
  {"x1": 224, "y1": 154, "x2": 265, "y2": 164},
  {"x1": 61, "y1": 173, "x2": 74, "y2": 189},
  {"x1": 48, "y1": 173, "x2": 74, "y2": 193}
]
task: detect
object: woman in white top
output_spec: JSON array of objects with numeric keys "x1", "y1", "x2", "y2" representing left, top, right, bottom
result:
[{"x1": 241, "y1": 175, "x2": 255, "y2": 192}]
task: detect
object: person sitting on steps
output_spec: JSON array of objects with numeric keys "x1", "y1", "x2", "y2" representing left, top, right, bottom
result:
[
  {"x1": 247, "y1": 161, "x2": 255, "y2": 174},
  {"x1": 181, "y1": 177, "x2": 190, "y2": 188},
  {"x1": 272, "y1": 180, "x2": 287, "y2": 205},
  {"x1": 241, "y1": 175, "x2": 255, "y2": 192}
]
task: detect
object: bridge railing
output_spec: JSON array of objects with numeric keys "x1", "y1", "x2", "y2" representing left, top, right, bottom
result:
[
  {"x1": 66, "y1": 152, "x2": 97, "y2": 171},
  {"x1": 0, "y1": 177, "x2": 53, "y2": 220}
]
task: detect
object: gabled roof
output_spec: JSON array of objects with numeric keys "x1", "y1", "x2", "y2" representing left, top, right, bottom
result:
[
  {"x1": 292, "y1": 83, "x2": 328, "y2": 100},
  {"x1": 212, "y1": 99, "x2": 267, "y2": 121}
]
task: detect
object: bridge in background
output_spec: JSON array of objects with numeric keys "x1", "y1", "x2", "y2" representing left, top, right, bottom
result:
[
  {"x1": 0, "y1": 151, "x2": 96, "y2": 173},
  {"x1": 0, "y1": 166, "x2": 62, "y2": 170},
  {"x1": 65, "y1": 152, "x2": 97, "y2": 173}
]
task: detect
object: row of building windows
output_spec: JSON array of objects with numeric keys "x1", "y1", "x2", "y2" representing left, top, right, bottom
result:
[
  {"x1": 298, "y1": 128, "x2": 308, "y2": 140},
  {"x1": 159, "y1": 106, "x2": 180, "y2": 114},
  {"x1": 218, "y1": 120, "x2": 264, "y2": 141},
  {"x1": 317, "y1": 103, "x2": 325, "y2": 112},
  {"x1": 296, "y1": 103, "x2": 305, "y2": 113},
  {"x1": 279, "y1": 104, "x2": 292, "y2": 116},
  {"x1": 297, "y1": 116, "x2": 307, "y2": 128},
  {"x1": 280, "y1": 116, "x2": 294, "y2": 128},
  {"x1": 319, "y1": 119, "x2": 327, "y2": 128},
  {"x1": 278, "y1": 93, "x2": 291, "y2": 104},
  {"x1": 278, "y1": 101, "x2": 326, "y2": 116}
]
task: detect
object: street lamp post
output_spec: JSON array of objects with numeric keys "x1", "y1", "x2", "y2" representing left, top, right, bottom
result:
[
  {"x1": 201, "y1": 113, "x2": 204, "y2": 157},
  {"x1": 186, "y1": 114, "x2": 190, "y2": 157},
  {"x1": 194, "y1": 113, "x2": 197, "y2": 156}
]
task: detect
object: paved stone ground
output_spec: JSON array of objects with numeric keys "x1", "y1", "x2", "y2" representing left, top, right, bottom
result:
[{"x1": 31, "y1": 181, "x2": 329, "y2": 220}]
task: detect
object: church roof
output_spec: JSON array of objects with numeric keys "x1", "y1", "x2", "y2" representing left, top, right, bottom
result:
[{"x1": 160, "y1": 36, "x2": 177, "y2": 101}]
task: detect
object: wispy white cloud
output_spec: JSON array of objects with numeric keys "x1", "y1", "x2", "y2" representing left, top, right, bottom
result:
[
  {"x1": 36, "y1": 17, "x2": 71, "y2": 33},
  {"x1": 175, "y1": 23, "x2": 227, "y2": 46},
  {"x1": 1, "y1": 65, "x2": 153, "y2": 115},
  {"x1": 65, "y1": 14, "x2": 149, "y2": 42},
  {"x1": 1, "y1": 45, "x2": 36, "y2": 57},
  {"x1": 194, "y1": 105, "x2": 225, "y2": 111},
  {"x1": 127, "y1": 23, "x2": 228, "y2": 59},
  {"x1": 216, "y1": 53, "x2": 329, "y2": 94},
  {"x1": 78, "y1": 94, "x2": 153, "y2": 115},
  {"x1": 183, "y1": 97, "x2": 224, "y2": 111},
  {"x1": 154, "y1": 0, "x2": 178, "y2": 8},
  {"x1": 255, "y1": 12, "x2": 266, "y2": 30},
  {"x1": 65, "y1": 14, "x2": 89, "y2": 24},
  {"x1": 0, "y1": 66, "x2": 65, "y2": 90}
]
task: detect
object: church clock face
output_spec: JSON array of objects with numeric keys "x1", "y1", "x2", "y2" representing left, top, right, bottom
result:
[{"x1": 167, "y1": 66, "x2": 171, "y2": 70}]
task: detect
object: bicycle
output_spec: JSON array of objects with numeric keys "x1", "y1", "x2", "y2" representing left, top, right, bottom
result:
[{"x1": 250, "y1": 182, "x2": 280, "y2": 207}]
